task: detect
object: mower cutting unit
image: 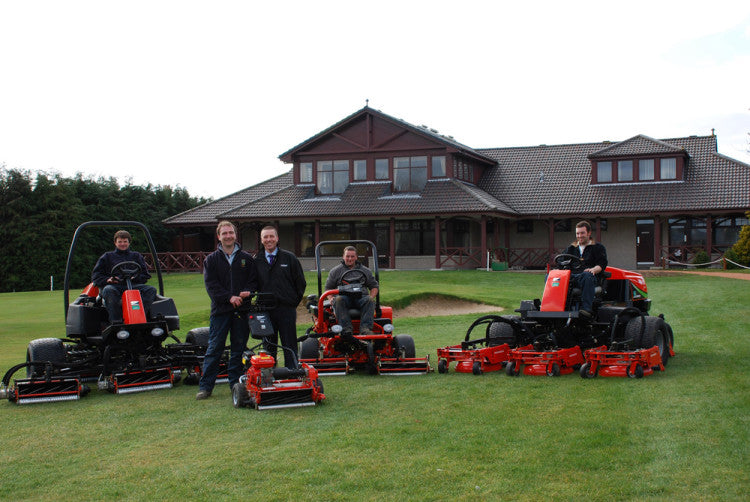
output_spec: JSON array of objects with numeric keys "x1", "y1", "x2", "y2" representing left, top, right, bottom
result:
[
  {"x1": 580, "y1": 344, "x2": 664, "y2": 378},
  {"x1": 232, "y1": 313, "x2": 325, "y2": 410},
  {"x1": 0, "y1": 221, "x2": 213, "y2": 404},
  {"x1": 299, "y1": 240, "x2": 431, "y2": 376},
  {"x1": 505, "y1": 345, "x2": 584, "y2": 376},
  {"x1": 436, "y1": 315, "x2": 513, "y2": 375}
]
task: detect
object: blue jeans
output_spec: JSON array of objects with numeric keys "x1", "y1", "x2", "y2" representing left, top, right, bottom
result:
[
  {"x1": 199, "y1": 312, "x2": 249, "y2": 392},
  {"x1": 101, "y1": 283, "x2": 156, "y2": 323},
  {"x1": 570, "y1": 271, "x2": 597, "y2": 312},
  {"x1": 332, "y1": 295, "x2": 375, "y2": 331}
]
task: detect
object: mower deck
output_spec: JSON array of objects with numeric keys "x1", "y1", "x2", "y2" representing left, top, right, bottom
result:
[
  {"x1": 581, "y1": 345, "x2": 664, "y2": 378},
  {"x1": 437, "y1": 343, "x2": 511, "y2": 375},
  {"x1": 506, "y1": 345, "x2": 584, "y2": 376}
]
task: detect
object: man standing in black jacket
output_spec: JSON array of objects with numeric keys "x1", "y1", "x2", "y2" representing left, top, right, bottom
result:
[
  {"x1": 563, "y1": 220, "x2": 608, "y2": 318},
  {"x1": 254, "y1": 225, "x2": 306, "y2": 369},
  {"x1": 196, "y1": 221, "x2": 258, "y2": 400}
]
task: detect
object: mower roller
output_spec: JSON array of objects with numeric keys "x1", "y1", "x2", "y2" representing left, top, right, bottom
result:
[{"x1": 299, "y1": 240, "x2": 431, "y2": 376}]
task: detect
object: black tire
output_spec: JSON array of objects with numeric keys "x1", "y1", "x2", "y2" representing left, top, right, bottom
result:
[
  {"x1": 393, "y1": 334, "x2": 416, "y2": 358},
  {"x1": 313, "y1": 377, "x2": 324, "y2": 399},
  {"x1": 627, "y1": 365, "x2": 645, "y2": 379},
  {"x1": 186, "y1": 327, "x2": 210, "y2": 346},
  {"x1": 546, "y1": 362, "x2": 560, "y2": 377},
  {"x1": 366, "y1": 342, "x2": 378, "y2": 375},
  {"x1": 626, "y1": 316, "x2": 670, "y2": 368},
  {"x1": 472, "y1": 361, "x2": 482, "y2": 375},
  {"x1": 438, "y1": 359, "x2": 448, "y2": 374},
  {"x1": 26, "y1": 338, "x2": 66, "y2": 378},
  {"x1": 580, "y1": 362, "x2": 596, "y2": 379},
  {"x1": 505, "y1": 360, "x2": 519, "y2": 376},
  {"x1": 232, "y1": 382, "x2": 250, "y2": 408},
  {"x1": 488, "y1": 317, "x2": 518, "y2": 346},
  {"x1": 300, "y1": 337, "x2": 320, "y2": 360}
]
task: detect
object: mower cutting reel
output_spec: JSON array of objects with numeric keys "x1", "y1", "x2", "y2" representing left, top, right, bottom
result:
[{"x1": 299, "y1": 240, "x2": 431, "y2": 376}]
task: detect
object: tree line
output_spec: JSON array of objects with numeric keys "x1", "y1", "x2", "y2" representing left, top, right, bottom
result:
[{"x1": 1, "y1": 168, "x2": 209, "y2": 292}]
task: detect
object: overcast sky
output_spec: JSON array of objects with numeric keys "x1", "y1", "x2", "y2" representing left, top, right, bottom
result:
[{"x1": 1, "y1": 1, "x2": 749, "y2": 199}]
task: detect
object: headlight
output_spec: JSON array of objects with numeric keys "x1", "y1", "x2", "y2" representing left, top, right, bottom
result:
[
  {"x1": 116, "y1": 330, "x2": 130, "y2": 340},
  {"x1": 331, "y1": 324, "x2": 343, "y2": 334},
  {"x1": 382, "y1": 324, "x2": 394, "y2": 333},
  {"x1": 150, "y1": 327, "x2": 164, "y2": 337}
]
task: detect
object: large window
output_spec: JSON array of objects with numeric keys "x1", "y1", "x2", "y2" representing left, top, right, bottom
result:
[
  {"x1": 353, "y1": 159, "x2": 367, "y2": 181},
  {"x1": 661, "y1": 158, "x2": 677, "y2": 179},
  {"x1": 432, "y1": 156, "x2": 446, "y2": 177},
  {"x1": 395, "y1": 220, "x2": 435, "y2": 255},
  {"x1": 317, "y1": 160, "x2": 349, "y2": 194},
  {"x1": 638, "y1": 159, "x2": 654, "y2": 180},
  {"x1": 375, "y1": 158, "x2": 389, "y2": 180},
  {"x1": 300, "y1": 162, "x2": 313, "y2": 183},
  {"x1": 618, "y1": 160, "x2": 633, "y2": 182},
  {"x1": 597, "y1": 161, "x2": 612, "y2": 183},
  {"x1": 393, "y1": 156, "x2": 428, "y2": 192}
]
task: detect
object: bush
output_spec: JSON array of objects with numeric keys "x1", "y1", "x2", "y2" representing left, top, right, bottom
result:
[
  {"x1": 730, "y1": 213, "x2": 750, "y2": 266},
  {"x1": 723, "y1": 248, "x2": 741, "y2": 269},
  {"x1": 692, "y1": 249, "x2": 710, "y2": 268}
]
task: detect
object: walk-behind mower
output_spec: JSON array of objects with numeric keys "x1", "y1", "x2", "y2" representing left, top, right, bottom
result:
[
  {"x1": 299, "y1": 240, "x2": 431, "y2": 376},
  {"x1": 0, "y1": 221, "x2": 206, "y2": 404},
  {"x1": 232, "y1": 311, "x2": 325, "y2": 410}
]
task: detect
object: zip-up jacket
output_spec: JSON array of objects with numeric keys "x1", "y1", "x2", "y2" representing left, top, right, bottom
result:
[
  {"x1": 92, "y1": 248, "x2": 152, "y2": 288},
  {"x1": 255, "y1": 247, "x2": 306, "y2": 308},
  {"x1": 204, "y1": 244, "x2": 258, "y2": 316},
  {"x1": 563, "y1": 242, "x2": 608, "y2": 274}
]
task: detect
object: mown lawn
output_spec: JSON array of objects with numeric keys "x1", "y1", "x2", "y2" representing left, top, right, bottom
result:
[{"x1": 0, "y1": 270, "x2": 748, "y2": 501}]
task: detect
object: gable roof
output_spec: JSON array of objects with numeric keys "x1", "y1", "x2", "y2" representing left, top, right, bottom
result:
[
  {"x1": 279, "y1": 106, "x2": 497, "y2": 166},
  {"x1": 587, "y1": 134, "x2": 687, "y2": 158}
]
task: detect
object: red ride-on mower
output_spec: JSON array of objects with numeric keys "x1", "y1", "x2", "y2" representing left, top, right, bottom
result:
[
  {"x1": 232, "y1": 309, "x2": 325, "y2": 410},
  {"x1": 299, "y1": 240, "x2": 431, "y2": 376},
  {"x1": 0, "y1": 221, "x2": 204, "y2": 404},
  {"x1": 436, "y1": 315, "x2": 514, "y2": 375},
  {"x1": 497, "y1": 253, "x2": 674, "y2": 377}
]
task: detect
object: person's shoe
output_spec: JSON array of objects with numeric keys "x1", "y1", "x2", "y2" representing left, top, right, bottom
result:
[
  {"x1": 579, "y1": 309, "x2": 593, "y2": 319},
  {"x1": 195, "y1": 390, "x2": 212, "y2": 400},
  {"x1": 359, "y1": 327, "x2": 374, "y2": 336}
]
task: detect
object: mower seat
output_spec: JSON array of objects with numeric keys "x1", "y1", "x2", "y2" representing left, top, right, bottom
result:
[{"x1": 569, "y1": 272, "x2": 609, "y2": 305}]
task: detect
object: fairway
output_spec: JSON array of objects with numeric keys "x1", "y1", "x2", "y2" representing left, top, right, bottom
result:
[{"x1": 1, "y1": 271, "x2": 748, "y2": 501}]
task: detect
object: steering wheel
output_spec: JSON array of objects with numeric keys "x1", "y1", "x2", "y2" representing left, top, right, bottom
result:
[
  {"x1": 340, "y1": 269, "x2": 368, "y2": 286},
  {"x1": 110, "y1": 260, "x2": 143, "y2": 282},
  {"x1": 553, "y1": 254, "x2": 585, "y2": 273}
]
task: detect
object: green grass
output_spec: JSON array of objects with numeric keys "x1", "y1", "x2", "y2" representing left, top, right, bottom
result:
[{"x1": 1, "y1": 271, "x2": 749, "y2": 501}]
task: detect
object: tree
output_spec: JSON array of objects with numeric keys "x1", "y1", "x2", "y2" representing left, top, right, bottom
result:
[{"x1": 730, "y1": 211, "x2": 750, "y2": 266}]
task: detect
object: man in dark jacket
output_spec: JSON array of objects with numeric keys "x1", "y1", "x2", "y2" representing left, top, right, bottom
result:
[
  {"x1": 325, "y1": 246, "x2": 379, "y2": 335},
  {"x1": 92, "y1": 230, "x2": 156, "y2": 325},
  {"x1": 254, "y1": 225, "x2": 306, "y2": 369},
  {"x1": 196, "y1": 221, "x2": 258, "y2": 400},
  {"x1": 563, "y1": 220, "x2": 608, "y2": 318}
]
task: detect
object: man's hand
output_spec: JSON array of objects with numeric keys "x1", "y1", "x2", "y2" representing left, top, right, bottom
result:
[
  {"x1": 229, "y1": 295, "x2": 244, "y2": 307},
  {"x1": 106, "y1": 276, "x2": 120, "y2": 284},
  {"x1": 584, "y1": 266, "x2": 601, "y2": 275}
]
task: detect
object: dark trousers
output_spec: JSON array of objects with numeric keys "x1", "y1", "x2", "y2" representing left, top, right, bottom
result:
[
  {"x1": 101, "y1": 283, "x2": 156, "y2": 323},
  {"x1": 570, "y1": 271, "x2": 597, "y2": 312},
  {"x1": 264, "y1": 305, "x2": 298, "y2": 369},
  {"x1": 199, "y1": 311, "x2": 249, "y2": 392}
]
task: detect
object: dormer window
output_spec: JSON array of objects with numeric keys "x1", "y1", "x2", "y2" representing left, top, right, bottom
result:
[
  {"x1": 597, "y1": 161, "x2": 613, "y2": 183},
  {"x1": 317, "y1": 160, "x2": 349, "y2": 194},
  {"x1": 300, "y1": 162, "x2": 313, "y2": 183},
  {"x1": 661, "y1": 158, "x2": 677, "y2": 179},
  {"x1": 639, "y1": 159, "x2": 654, "y2": 180},
  {"x1": 593, "y1": 156, "x2": 683, "y2": 184},
  {"x1": 618, "y1": 160, "x2": 633, "y2": 181},
  {"x1": 394, "y1": 156, "x2": 428, "y2": 192}
]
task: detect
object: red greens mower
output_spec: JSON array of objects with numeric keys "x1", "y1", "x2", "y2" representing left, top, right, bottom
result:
[{"x1": 299, "y1": 240, "x2": 431, "y2": 376}]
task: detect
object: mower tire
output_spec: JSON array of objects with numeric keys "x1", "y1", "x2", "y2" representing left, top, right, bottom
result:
[
  {"x1": 300, "y1": 337, "x2": 320, "y2": 360},
  {"x1": 393, "y1": 334, "x2": 416, "y2": 359},
  {"x1": 472, "y1": 361, "x2": 482, "y2": 375},
  {"x1": 438, "y1": 359, "x2": 448, "y2": 374},
  {"x1": 625, "y1": 316, "x2": 670, "y2": 368},
  {"x1": 505, "y1": 360, "x2": 520, "y2": 376},
  {"x1": 579, "y1": 362, "x2": 597, "y2": 378},
  {"x1": 26, "y1": 338, "x2": 66, "y2": 378},
  {"x1": 186, "y1": 327, "x2": 210, "y2": 347},
  {"x1": 232, "y1": 382, "x2": 251, "y2": 408},
  {"x1": 488, "y1": 317, "x2": 519, "y2": 346}
]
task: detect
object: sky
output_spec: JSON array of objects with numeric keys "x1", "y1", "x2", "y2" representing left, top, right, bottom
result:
[{"x1": 1, "y1": 1, "x2": 749, "y2": 199}]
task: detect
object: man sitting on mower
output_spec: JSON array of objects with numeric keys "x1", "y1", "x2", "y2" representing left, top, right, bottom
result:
[
  {"x1": 325, "y1": 246, "x2": 379, "y2": 336},
  {"x1": 92, "y1": 230, "x2": 157, "y2": 325},
  {"x1": 563, "y1": 220, "x2": 607, "y2": 318}
]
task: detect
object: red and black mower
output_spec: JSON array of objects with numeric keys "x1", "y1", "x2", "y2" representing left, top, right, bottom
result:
[
  {"x1": 299, "y1": 240, "x2": 431, "y2": 376},
  {"x1": 503, "y1": 253, "x2": 674, "y2": 378},
  {"x1": 0, "y1": 221, "x2": 209, "y2": 404},
  {"x1": 232, "y1": 311, "x2": 325, "y2": 410}
]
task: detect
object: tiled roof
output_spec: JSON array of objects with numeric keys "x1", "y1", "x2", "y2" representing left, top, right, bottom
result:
[
  {"x1": 588, "y1": 135, "x2": 686, "y2": 158},
  {"x1": 220, "y1": 178, "x2": 516, "y2": 220},
  {"x1": 163, "y1": 171, "x2": 293, "y2": 225},
  {"x1": 478, "y1": 135, "x2": 750, "y2": 216}
]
